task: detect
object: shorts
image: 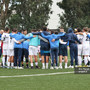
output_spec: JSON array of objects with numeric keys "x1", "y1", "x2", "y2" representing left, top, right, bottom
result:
[
  {"x1": 59, "y1": 45, "x2": 67, "y2": 56},
  {"x1": 82, "y1": 45, "x2": 89, "y2": 55},
  {"x1": 29, "y1": 46, "x2": 38, "y2": 55},
  {"x1": 78, "y1": 45, "x2": 83, "y2": 55},
  {"x1": 8, "y1": 49, "x2": 14, "y2": 56},
  {"x1": 3, "y1": 49, "x2": 9, "y2": 56},
  {"x1": 40, "y1": 50, "x2": 50, "y2": 56}
]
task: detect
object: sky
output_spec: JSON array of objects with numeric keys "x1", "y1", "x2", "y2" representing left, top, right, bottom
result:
[{"x1": 47, "y1": 0, "x2": 64, "y2": 29}]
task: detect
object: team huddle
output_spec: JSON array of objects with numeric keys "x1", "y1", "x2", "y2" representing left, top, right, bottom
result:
[{"x1": 0, "y1": 26, "x2": 90, "y2": 69}]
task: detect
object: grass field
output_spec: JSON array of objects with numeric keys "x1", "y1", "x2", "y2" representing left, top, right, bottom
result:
[{"x1": 0, "y1": 51, "x2": 90, "y2": 90}]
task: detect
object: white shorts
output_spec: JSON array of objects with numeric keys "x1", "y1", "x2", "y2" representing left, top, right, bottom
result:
[
  {"x1": 29, "y1": 46, "x2": 38, "y2": 55},
  {"x1": 38, "y1": 46, "x2": 40, "y2": 53},
  {"x1": 82, "y1": 45, "x2": 89, "y2": 55},
  {"x1": 3, "y1": 49, "x2": 9, "y2": 56},
  {"x1": 78, "y1": 45, "x2": 83, "y2": 55},
  {"x1": 8, "y1": 49, "x2": 14, "y2": 56}
]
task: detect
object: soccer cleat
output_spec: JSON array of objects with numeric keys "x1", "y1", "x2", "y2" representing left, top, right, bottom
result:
[
  {"x1": 58, "y1": 66, "x2": 63, "y2": 69},
  {"x1": 36, "y1": 66, "x2": 40, "y2": 69},
  {"x1": 42, "y1": 67, "x2": 45, "y2": 69},
  {"x1": 68, "y1": 65, "x2": 74, "y2": 68},
  {"x1": 31, "y1": 66, "x2": 34, "y2": 69},
  {"x1": 14, "y1": 66, "x2": 18, "y2": 69},
  {"x1": 18, "y1": 67, "x2": 23, "y2": 69},
  {"x1": 50, "y1": 66, "x2": 54, "y2": 69},
  {"x1": 65, "y1": 66, "x2": 68, "y2": 69},
  {"x1": 54, "y1": 66, "x2": 59, "y2": 69}
]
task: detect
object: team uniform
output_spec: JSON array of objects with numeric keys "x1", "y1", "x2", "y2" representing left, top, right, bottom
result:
[
  {"x1": 77, "y1": 34, "x2": 83, "y2": 65},
  {"x1": 1, "y1": 33, "x2": 9, "y2": 56},
  {"x1": 28, "y1": 33, "x2": 38, "y2": 56},
  {"x1": 82, "y1": 33, "x2": 89, "y2": 56}
]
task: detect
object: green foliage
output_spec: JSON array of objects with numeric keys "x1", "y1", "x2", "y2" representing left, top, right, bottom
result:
[
  {"x1": 57, "y1": 0, "x2": 90, "y2": 30},
  {"x1": 7, "y1": 0, "x2": 52, "y2": 31}
]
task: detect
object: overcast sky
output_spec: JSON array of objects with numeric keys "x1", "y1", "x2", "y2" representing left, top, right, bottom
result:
[{"x1": 48, "y1": 0, "x2": 63, "y2": 29}]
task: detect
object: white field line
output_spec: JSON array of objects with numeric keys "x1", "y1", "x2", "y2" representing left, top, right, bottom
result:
[{"x1": 0, "y1": 72, "x2": 74, "y2": 78}]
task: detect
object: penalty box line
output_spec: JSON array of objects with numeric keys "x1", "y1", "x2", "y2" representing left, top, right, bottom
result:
[{"x1": 0, "y1": 72, "x2": 74, "y2": 78}]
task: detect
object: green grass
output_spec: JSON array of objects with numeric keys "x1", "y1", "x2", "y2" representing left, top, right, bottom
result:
[{"x1": 0, "y1": 50, "x2": 90, "y2": 90}]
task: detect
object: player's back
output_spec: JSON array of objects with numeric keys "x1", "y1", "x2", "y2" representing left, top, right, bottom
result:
[
  {"x1": 1, "y1": 33, "x2": 9, "y2": 49},
  {"x1": 82, "y1": 32, "x2": 89, "y2": 46}
]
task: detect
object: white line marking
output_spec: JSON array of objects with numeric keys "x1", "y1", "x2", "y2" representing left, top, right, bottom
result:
[{"x1": 0, "y1": 72, "x2": 74, "y2": 78}]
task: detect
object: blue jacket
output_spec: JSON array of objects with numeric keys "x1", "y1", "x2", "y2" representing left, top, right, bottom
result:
[
  {"x1": 23, "y1": 41, "x2": 29, "y2": 50},
  {"x1": 32, "y1": 31, "x2": 50, "y2": 48},
  {"x1": 67, "y1": 28, "x2": 81, "y2": 46},
  {"x1": 41, "y1": 33, "x2": 65, "y2": 48},
  {"x1": 10, "y1": 32, "x2": 33, "y2": 48},
  {"x1": 55, "y1": 32, "x2": 69, "y2": 46},
  {"x1": 87, "y1": 34, "x2": 90, "y2": 38}
]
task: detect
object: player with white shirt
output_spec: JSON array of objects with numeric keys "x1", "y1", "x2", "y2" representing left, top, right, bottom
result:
[
  {"x1": 1, "y1": 27, "x2": 10, "y2": 68},
  {"x1": 7, "y1": 29, "x2": 20, "y2": 68},
  {"x1": 82, "y1": 27, "x2": 89, "y2": 66},
  {"x1": 76, "y1": 28, "x2": 84, "y2": 66}
]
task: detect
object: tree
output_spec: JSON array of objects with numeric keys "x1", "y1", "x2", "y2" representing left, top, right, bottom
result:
[
  {"x1": 57, "y1": 0, "x2": 90, "y2": 30},
  {"x1": 8, "y1": 0, "x2": 52, "y2": 31},
  {"x1": 0, "y1": 0, "x2": 11, "y2": 29}
]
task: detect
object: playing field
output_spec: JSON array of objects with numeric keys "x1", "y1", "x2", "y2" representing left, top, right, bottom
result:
[
  {"x1": 0, "y1": 50, "x2": 90, "y2": 90},
  {"x1": 0, "y1": 67, "x2": 90, "y2": 90}
]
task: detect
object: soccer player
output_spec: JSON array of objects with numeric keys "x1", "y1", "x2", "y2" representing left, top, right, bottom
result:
[
  {"x1": 41, "y1": 31, "x2": 65, "y2": 69},
  {"x1": 10, "y1": 29, "x2": 35, "y2": 69},
  {"x1": 1, "y1": 27, "x2": 10, "y2": 68},
  {"x1": 76, "y1": 28, "x2": 83, "y2": 66},
  {"x1": 67, "y1": 28, "x2": 81, "y2": 68},
  {"x1": 7, "y1": 29, "x2": 20, "y2": 68},
  {"x1": 32, "y1": 27, "x2": 50, "y2": 69},
  {"x1": 28, "y1": 29, "x2": 39, "y2": 69},
  {"x1": 54, "y1": 27, "x2": 68, "y2": 69},
  {"x1": 21, "y1": 29, "x2": 29, "y2": 68}
]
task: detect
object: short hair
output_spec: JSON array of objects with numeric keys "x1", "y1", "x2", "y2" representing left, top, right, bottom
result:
[
  {"x1": 55, "y1": 31, "x2": 58, "y2": 34},
  {"x1": 77, "y1": 28, "x2": 82, "y2": 32},
  {"x1": 12, "y1": 28, "x2": 17, "y2": 32},
  {"x1": 60, "y1": 26, "x2": 64, "y2": 29},
  {"x1": 83, "y1": 27, "x2": 88, "y2": 32},
  {"x1": 5, "y1": 27, "x2": 9, "y2": 32},
  {"x1": 43, "y1": 26, "x2": 47, "y2": 31},
  {"x1": 23, "y1": 29, "x2": 27, "y2": 32}
]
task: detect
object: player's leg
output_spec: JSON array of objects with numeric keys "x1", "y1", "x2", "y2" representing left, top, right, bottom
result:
[
  {"x1": 34, "y1": 47, "x2": 39, "y2": 68},
  {"x1": 50, "y1": 48, "x2": 54, "y2": 69},
  {"x1": 14, "y1": 48, "x2": 18, "y2": 67},
  {"x1": 69, "y1": 46, "x2": 74, "y2": 68},
  {"x1": 2, "y1": 49, "x2": 6, "y2": 67},
  {"x1": 78, "y1": 45, "x2": 82, "y2": 66},
  {"x1": 54, "y1": 48, "x2": 59, "y2": 69},
  {"x1": 18, "y1": 48, "x2": 22, "y2": 68}
]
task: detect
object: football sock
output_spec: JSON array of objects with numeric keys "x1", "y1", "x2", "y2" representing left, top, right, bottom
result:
[
  {"x1": 78, "y1": 56, "x2": 82, "y2": 65},
  {"x1": 59, "y1": 63, "x2": 62, "y2": 66},
  {"x1": 35, "y1": 62, "x2": 38, "y2": 66},
  {"x1": 46, "y1": 63, "x2": 48, "y2": 68},
  {"x1": 2, "y1": 57, "x2": 5, "y2": 66},
  {"x1": 31, "y1": 63, "x2": 33, "y2": 67},
  {"x1": 84, "y1": 57, "x2": 88, "y2": 65}
]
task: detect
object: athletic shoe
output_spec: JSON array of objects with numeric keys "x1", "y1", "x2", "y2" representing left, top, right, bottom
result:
[
  {"x1": 75, "y1": 65, "x2": 78, "y2": 67},
  {"x1": 54, "y1": 66, "x2": 58, "y2": 69},
  {"x1": 36, "y1": 66, "x2": 40, "y2": 69},
  {"x1": 46, "y1": 67, "x2": 48, "y2": 69},
  {"x1": 31, "y1": 66, "x2": 34, "y2": 69},
  {"x1": 18, "y1": 67, "x2": 23, "y2": 69},
  {"x1": 42, "y1": 67, "x2": 45, "y2": 69},
  {"x1": 14, "y1": 66, "x2": 18, "y2": 69},
  {"x1": 68, "y1": 65, "x2": 74, "y2": 68},
  {"x1": 65, "y1": 66, "x2": 68, "y2": 69},
  {"x1": 50, "y1": 66, "x2": 54, "y2": 69},
  {"x1": 58, "y1": 66, "x2": 63, "y2": 69}
]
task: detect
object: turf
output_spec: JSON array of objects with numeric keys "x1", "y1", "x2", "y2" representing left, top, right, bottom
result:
[
  {"x1": 0, "y1": 50, "x2": 90, "y2": 90},
  {"x1": 0, "y1": 68, "x2": 90, "y2": 90}
]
